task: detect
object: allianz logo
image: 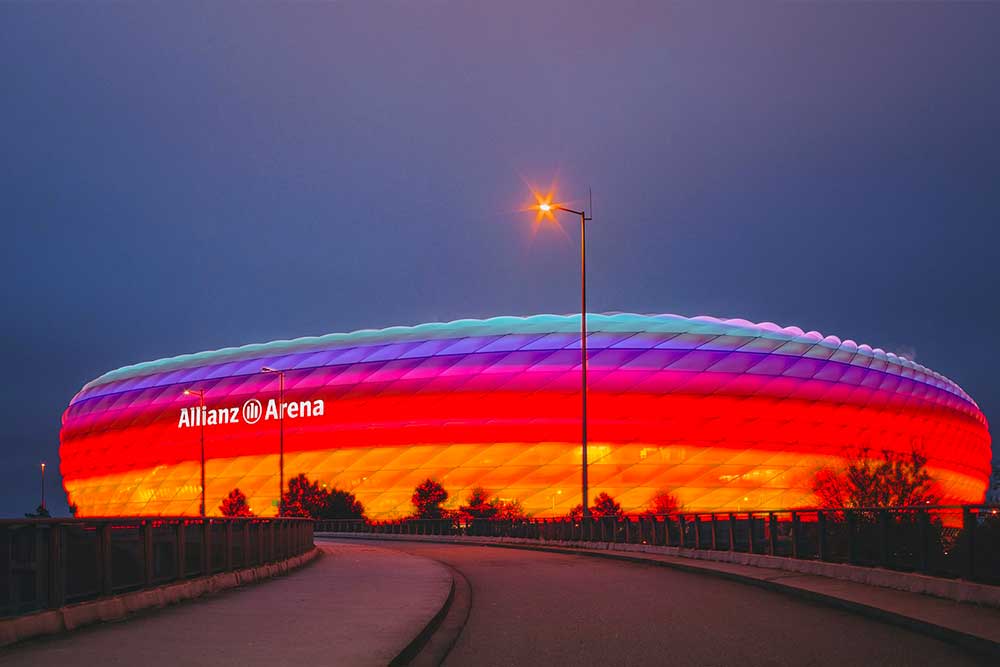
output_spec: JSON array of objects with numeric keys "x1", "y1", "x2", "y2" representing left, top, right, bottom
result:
[{"x1": 177, "y1": 397, "x2": 325, "y2": 428}]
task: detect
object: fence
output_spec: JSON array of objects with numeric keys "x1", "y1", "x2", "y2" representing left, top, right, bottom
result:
[
  {"x1": 317, "y1": 505, "x2": 1000, "y2": 585},
  {"x1": 1, "y1": 517, "x2": 314, "y2": 618}
]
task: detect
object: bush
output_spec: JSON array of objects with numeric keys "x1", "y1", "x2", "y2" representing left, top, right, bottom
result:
[
  {"x1": 813, "y1": 447, "x2": 939, "y2": 509},
  {"x1": 281, "y1": 473, "x2": 365, "y2": 520},
  {"x1": 220, "y1": 488, "x2": 254, "y2": 517},
  {"x1": 645, "y1": 489, "x2": 681, "y2": 516},
  {"x1": 591, "y1": 492, "x2": 624, "y2": 520},
  {"x1": 319, "y1": 488, "x2": 365, "y2": 520},
  {"x1": 412, "y1": 479, "x2": 449, "y2": 519},
  {"x1": 460, "y1": 486, "x2": 496, "y2": 519},
  {"x1": 566, "y1": 492, "x2": 624, "y2": 520},
  {"x1": 491, "y1": 497, "x2": 527, "y2": 520}
]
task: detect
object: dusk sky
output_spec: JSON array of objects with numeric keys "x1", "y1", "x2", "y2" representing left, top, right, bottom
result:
[{"x1": 2, "y1": 2, "x2": 997, "y2": 516}]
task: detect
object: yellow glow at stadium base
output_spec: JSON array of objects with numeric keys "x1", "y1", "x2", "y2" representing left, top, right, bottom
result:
[{"x1": 62, "y1": 443, "x2": 986, "y2": 519}]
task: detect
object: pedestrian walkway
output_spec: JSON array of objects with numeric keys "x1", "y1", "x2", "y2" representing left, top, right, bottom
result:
[{"x1": 0, "y1": 542, "x2": 453, "y2": 667}]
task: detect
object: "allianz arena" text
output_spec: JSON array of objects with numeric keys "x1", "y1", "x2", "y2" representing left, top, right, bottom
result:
[{"x1": 177, "y1": 398, "x2": 325, "y2": 429}]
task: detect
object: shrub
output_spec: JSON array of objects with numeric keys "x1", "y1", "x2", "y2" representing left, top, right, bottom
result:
[
  {"x1": 813, "y1": 447, "x2": 939, "y2": 509},
  {"x1": 412, "y1": 479, "x2": 449, "y2": 519},
  {"x1": 281, "y1": 473, "x2": 365, "y2": 520},
  {"x1": 645, "y1": 489, "x2": 681, "y2": 516},
  {"x1": 220, "y1": 488, "x2": 254, "y2": 517}
]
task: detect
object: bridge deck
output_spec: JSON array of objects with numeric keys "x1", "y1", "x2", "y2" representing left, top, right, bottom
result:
[{"x1": 0, "y1": 542, "x2": 451, "y2": 667}]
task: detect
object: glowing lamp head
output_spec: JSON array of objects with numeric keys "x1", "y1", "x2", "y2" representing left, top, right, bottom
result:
[
  {"x1": 183, "y1": 389, "x2": 192, "y2": 396},
  {"x1": 538, "y1": 203, "x2": 552, "y2": 212}
]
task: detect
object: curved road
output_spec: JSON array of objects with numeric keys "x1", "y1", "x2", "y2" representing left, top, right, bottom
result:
[{"x1": 349, "y1": 539, "x2": 987, "y2": 666}]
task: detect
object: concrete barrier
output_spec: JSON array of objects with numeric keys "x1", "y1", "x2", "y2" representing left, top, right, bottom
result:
[{"x1": 0, "y1": 547, "x2": 320, "y2": 648}]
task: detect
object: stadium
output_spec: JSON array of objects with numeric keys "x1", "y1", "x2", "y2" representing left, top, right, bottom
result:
[{"x1": 59, "y1": 314, "x2": 992, "y2": 518}]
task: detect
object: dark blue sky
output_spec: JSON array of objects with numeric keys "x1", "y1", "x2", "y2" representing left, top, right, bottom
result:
[{"x1": 2, "y1": 2, "x2": 997, "y2": 516}]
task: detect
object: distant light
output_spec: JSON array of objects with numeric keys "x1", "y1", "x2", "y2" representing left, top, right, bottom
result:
[
  {"x1": 41, "y1": 462, "x2": 46, "y2": 470},
  {"x1": 539, "y1": 203, "x2": 552, "y2": 212}
]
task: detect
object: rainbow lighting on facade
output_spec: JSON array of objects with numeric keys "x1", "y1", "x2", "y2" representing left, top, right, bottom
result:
[{"x1": 60, "y1": 314, "x2": 992, "y2": 517}]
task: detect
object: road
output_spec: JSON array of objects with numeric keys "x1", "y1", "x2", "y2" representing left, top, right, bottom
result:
[{"x1": 351, "y1": 539, "x2": 988, "y2": 666}]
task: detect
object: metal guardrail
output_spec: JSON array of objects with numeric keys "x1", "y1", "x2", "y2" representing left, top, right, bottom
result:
[
  {"x1": 1, "y1": 517, "x2": 314, "y2": 618},
  {"x1": 317, "y1": 505, "x2": 1000, "y2": 585}
]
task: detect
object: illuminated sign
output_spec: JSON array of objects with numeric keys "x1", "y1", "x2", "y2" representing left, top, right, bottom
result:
[{"x1": 177, "y1": 398, "x2": 325, "y2": 428}]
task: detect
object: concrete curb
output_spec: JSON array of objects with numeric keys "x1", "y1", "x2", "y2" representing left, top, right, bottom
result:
[
  {"x1": 0, "y1": 547, "x2": 321, "y2": 649},
  {"x1": 406, "y1": 562, "x2": 473, "y2": 667},
  {"x1": 389, "y1": 567, "x2": 457, "y2": 666},
  {"x1": 321, "y1": 534, "x2": 1000, "y2": 660}
]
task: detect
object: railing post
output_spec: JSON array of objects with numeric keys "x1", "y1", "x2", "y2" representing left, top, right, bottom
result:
[
  {"x1": 878, "y1": 509, "x2": 890, "y2": 568},
  {"x1": 202, "y1": 519, "x2": 212, "y2": 574},
  {"x1": 176, "y1": 520, "x2": 187, "y2": 579},
  {"x1": 258, "y1": 521, "x2": 265, "y2": 564},
  {"x1": 746, "y1": 515, "x2": 755, "y2": 554},
  {"x1": 728, "y1": 513, "x2": 736, "y2": 552},
  {"x1": 225, "y1": 521, "x2": 233, "y2": 571},
  {"x1": 817, "y1": 511, "x2": 827, "y2": 562},
  {"x1": 710, "y1": 514, "x2": 718, "y2": 550},
  {"x1": 98, "y1": 522, "x2": 113, "y2": 596},
  {"x1": 142, "y1": 520, "x2": 154, "y2": 587},
  {"x1": 47, "y1": 523, "x2": 66, "y2": 609},
  {"x1": 693, "y1": 515, "x2": 701, "y2": 550},
  {"x1": 790, "y1": 512, "x2": 799, "y2": 559},
  {"x1": 622, "y1": 517, "x2": 629, "y2": 544},
  {"x1": 677, "y1": 515, "x2": 685, "y2": 548},
  {"x1": 962, "y1": 507, "x2": 976, "y2": 580},
  {"x1": 268, "y1": 520, "x2": 275, "y2": 562},
  {"x1": 846, "y1": 511, "x2": 857, "y2": 565},
  {"x1": 242, "y1": 521, "x2": 251, "y2": 568},
  {"x1": 918, "y1": 510, "x2": 929, "y2": 573},
  {"x1": 768, "y1": 513, "x2": 777, "y2": 556}
]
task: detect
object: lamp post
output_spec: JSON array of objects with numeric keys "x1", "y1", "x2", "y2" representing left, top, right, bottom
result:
[
  {"x1": 40, "y1": 462, "x2": 46, "y2": 511},
  {"x1": 535, "y1": 198, "x2": 593, "y2": 518},
  {"x1": 183, "y1": 388, "x2": 207, "y2": 517},
  {"x1": 261, "y1": 367, "x2": 285, "y2": 516}
]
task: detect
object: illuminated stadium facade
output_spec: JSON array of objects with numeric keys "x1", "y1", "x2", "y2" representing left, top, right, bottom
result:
[{"x1": 60, "y1": 314, "x2": 992, "y2": 518}]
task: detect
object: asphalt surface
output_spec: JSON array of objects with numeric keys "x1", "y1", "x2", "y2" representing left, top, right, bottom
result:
[
  {"x1": 0, "y1": 543, "x2": 452, "y2": 667},
  {"x1": 357, "y1": 539, "x2": 990, "y2": 667}
]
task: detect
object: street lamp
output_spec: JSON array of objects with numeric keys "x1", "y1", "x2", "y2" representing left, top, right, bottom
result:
[
  {"x1": 40, "y1": 462, "x2": 46, "y2": 511},
  {"x1": 261, "y1": 367, "x2": 285, "y2": 516},
  {"x1": 183, "y1": 388, "x2": 207, "y2": 517},
  {"x1": 533, "y1": 194, "x2": 593, "y2": 517}
]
